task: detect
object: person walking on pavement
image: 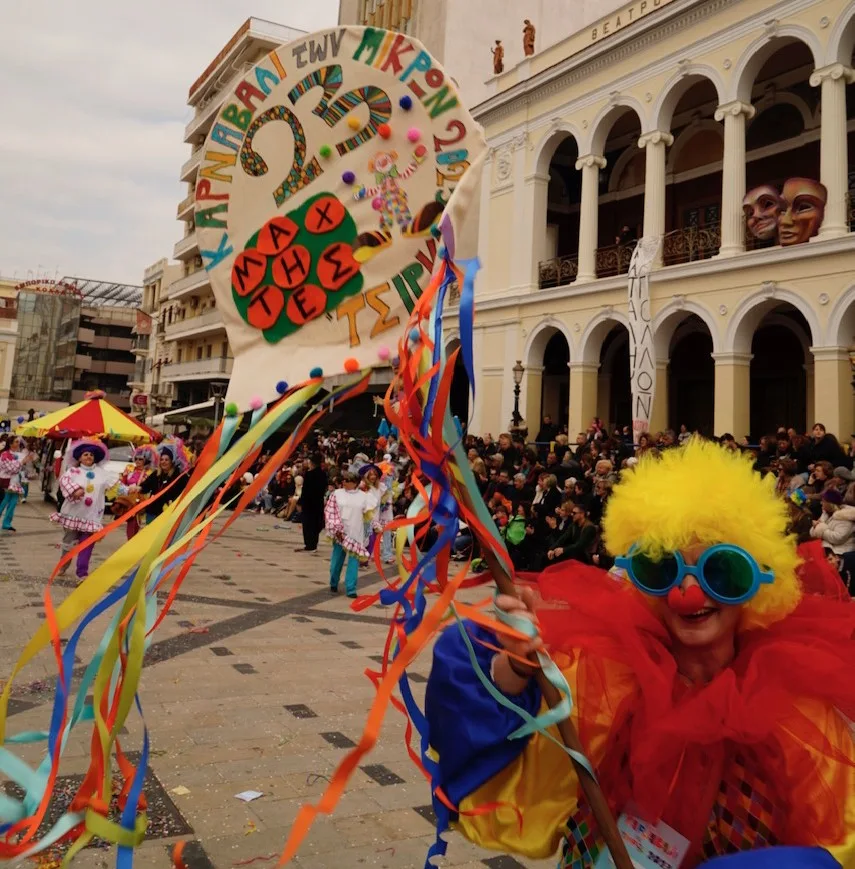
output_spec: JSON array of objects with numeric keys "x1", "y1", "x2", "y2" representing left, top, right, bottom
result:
[
  {"x1": 0, "y1": 439, "x2": 23, "y2": 532},
  {"x1": 50, "y1": 439, "x2": 110, "y2": 580},
  {"x1": 324, "y1": 472, "x2": 376, "y2": 597},
  {"x1": 296, "y1": 453, "x2": 327, "y2": 552}
]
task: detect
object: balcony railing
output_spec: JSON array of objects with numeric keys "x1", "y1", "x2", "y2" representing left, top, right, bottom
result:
[
  {"x1": 160, "y1": 357, "x2": 234, "y2": 381},
  {"x1": 173, "y1": 231, "x2": 199, "y2": 261},
  {"x1": 167, "y1": 268, "x2": 209, "y2": 300},
  {"x1": 176, "y1": 193, "x2": 195, "y2": 220},
  {"x1": 539, "y1": 255, "x2": 579, "y2": 289},
  {"x1": 595, "y1": 243, "x2": 635, "y2": 278},
  {"x1": 179, "y1": 148, "x2": 203, "y2": 182},
  {"x1": 662, "y1": 223, "x2": 721, "y2": 266},
  {"x1": 164, "y1": 308, "x2": 224, "y2": 340}
]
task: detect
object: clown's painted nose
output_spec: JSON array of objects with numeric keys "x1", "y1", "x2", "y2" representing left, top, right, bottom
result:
[{"x1": 667, "y1": 584, "x2": 706, "y2": 614}]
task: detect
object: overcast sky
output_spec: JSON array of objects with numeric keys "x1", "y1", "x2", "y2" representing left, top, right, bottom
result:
[{"x1": 0, "y1": 1, "x2": 340, "y2": 286}]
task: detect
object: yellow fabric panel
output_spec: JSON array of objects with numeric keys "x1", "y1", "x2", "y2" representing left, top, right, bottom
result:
[
  {"x1": 807, "y1": 701, "x2": 855, "y2": 868},
  {"x1": 456, "y1": 657, "x2": 634, "y2": 859}
]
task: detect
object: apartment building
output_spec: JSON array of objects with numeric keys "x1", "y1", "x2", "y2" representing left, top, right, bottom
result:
[{"x1": 0, "y1": 278, "x2": 19, "y2": 417}]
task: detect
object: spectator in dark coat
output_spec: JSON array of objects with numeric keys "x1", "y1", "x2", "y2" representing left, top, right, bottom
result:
[
  {"x1": 296, "y1": 454, "x2": 327, "y2": 552},
  {"x1": 810, "y1": 423, "x2": 848, "y2": 468}
]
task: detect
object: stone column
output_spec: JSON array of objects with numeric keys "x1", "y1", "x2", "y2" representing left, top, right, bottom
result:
[
  {"x1": 638, "y1": 131, "x2": 674, "y2": 267},
  {"x1": 811, "y1": 346, "x2": 854, "y2": 439},
  {"x1": 526, "y1": 171, "x2": 552, "y2": 289},
  {"x1": 649, "y1": 358, "x2": 670, "y2": 433},
  {"x1": 712, "y1": 351, "x2": 752, "y2": 438},
  {"x1": 568, "y1": 361, "x2": 600, "y2": 436},
  {"x1": 714, "y1": 101, "x2": 756, "y2": 257},
  {"x1": 575, "y1": 154, "x2": 607, "y2": 283},
  {"x1": 810, "y1": 64, "x2": 855, "y2": 239}
]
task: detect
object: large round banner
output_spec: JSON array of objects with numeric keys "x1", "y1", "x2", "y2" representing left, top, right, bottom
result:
[{"x1": 194, "y1": 26, "x2": 486, "y2": 409}]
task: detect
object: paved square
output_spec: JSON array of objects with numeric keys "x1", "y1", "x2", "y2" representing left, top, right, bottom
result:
[{"x1": 0, "y1": 495, "x2": 555, "y2": 868}]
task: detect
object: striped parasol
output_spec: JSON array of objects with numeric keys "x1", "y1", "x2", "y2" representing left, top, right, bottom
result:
[{"x1": 15, "y1": 390, "x2": 161, "y2": 444}]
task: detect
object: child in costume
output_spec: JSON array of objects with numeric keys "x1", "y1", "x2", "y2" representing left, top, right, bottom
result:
[
  {"x1": 50, "y1": 438, "x2": 110, "y2": 580},
  {"x1": 114, "y1": 445, "x2": 156, "y2": 539},
  {"x1": 139, "y1": 439, "x2": 189, "y2": 525},
  {"x1": 0, "y1": 439, "x2": 23, "y2": 531},
  {"x1": 324, "y1": 471, "x2": 377, "y2": 598},
  {"x1": 426, "y1": 440, "x2": 855, "y2": 868}
]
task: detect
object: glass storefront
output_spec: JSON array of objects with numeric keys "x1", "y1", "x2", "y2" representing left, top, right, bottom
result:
[{"x1": 10, "y1": 291, "x2": 82, "y2": 403}]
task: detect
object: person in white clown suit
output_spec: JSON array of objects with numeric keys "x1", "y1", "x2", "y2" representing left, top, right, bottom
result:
[
  {"x1": 324, "y1": 471, "x2": 379, "y2": 598},
  {"x1": 50, "y1": 438, "x2": 110, "y2": 581}
]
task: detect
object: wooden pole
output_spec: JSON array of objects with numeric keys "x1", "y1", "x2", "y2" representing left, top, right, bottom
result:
[{"x1": 483, "y1": 551, "x2": 634, "y2": 869}]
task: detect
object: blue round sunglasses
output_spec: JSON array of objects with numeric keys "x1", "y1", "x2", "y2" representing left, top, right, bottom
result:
[{"x1": 614, "y1": 544, "x2": 775, "y2": 605}]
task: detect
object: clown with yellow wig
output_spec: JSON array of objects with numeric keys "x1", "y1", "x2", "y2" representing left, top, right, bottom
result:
[{"x1": 426, "y1": 440, "x2": 855, "y2": 868}]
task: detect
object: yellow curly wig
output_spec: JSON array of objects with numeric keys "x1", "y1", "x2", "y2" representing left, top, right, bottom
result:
[{"x1": 603, "y1": 438, "x2": 801, "y2": 630}]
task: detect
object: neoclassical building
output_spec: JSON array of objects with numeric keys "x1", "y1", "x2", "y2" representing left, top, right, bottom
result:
[{"x1": 457, "y1": 0, "x2": 855, "y2": 442}]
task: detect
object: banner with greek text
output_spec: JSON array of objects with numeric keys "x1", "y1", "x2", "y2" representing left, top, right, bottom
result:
[{"x1": 194, "y1": 27, "x2": 486, "y2": 410}]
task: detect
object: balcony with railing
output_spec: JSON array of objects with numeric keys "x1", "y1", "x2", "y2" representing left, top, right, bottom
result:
[
  {"x1": 173, "y1": 230, "x2": 199, "y2": 261},
  {"x1": 131, "y1": 334, "x2": 150, "y2": 356},
  {"x1": 184, "y1": 61, "x2": 255, "y2": 143},
  {"x1": 180, "y1": 147, "x2": 203, "y2": 183},
  {"x1": 176, "y1": 192, "x2": 195, "y2": 220},
  {"x1": 160, "y1": 356, "x2": 234, "y2": 382},
  {"x1": 662, "y1": 223, "x2": 721, "y2": 266},
  {"x1": 167, "y1": 268, "x2": 210, "y2": 300},
  {"x1": 164, "y1": 308, "x2": 224, "y2": 341},
  {"x1": 538, "y1": 255, "x2": 579, "y2": 289}
]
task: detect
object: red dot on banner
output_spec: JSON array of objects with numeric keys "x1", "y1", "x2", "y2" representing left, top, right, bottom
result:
[
  {"x1": 231, "y1": 251, "x2": 267, "y2": 297},
  {"x1": 378, "y1": 123, "x2": 392, "y2": 139},
  {"x1": 246, "y1": 285, "x2": 284, "y2": 330},
  {"x1": 256, "y1": 215, "x2": 299, "y2": 255},
  {"x1": 305, "y1": 196, "x2": 346, "y2": 234},
  {"x1": 286, "y1": 285, "x2": 327, "y2": 326},
  {"x1": 317, "y1": 242, "x2": 359, "y2": 291},
  {"x1": 414, "y1": 144, "x2": 427, "y2": 159},
  {"x1": 271, "y1": 245, "x2": 311, "y2": 290},
  {"x1": 344, "y1": 357, "x2": 360, "y2": 373}
]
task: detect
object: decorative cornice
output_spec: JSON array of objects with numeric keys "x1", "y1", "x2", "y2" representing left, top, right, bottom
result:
[
  {"x1": 809, "y1": 63, "x2": 855, "y2": 87},
  {"x1": 575, "y1": 154, "x2": 607, "y2": 170},
  {"x1": 638, "y1": 130, "x2": 674, "y2": 148},
  {"x1": 711, "y1": 352, "x2": 754, "y2": 366},
  {"x1": 809, "y1": 345, "x2": 851, "y2": 362},
  {"x1": 568, "y1": 361, "x2": 601, "y2": 373},
  {"x1": 472, "y1": 0, "x2": 731, "y2": 125},
  {"x1": 714, "y1": 100, "x2": 756, "y2": 122}
]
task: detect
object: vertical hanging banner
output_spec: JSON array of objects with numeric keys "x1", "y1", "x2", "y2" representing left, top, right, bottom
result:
[
  {"x1": 627, "y1": 237, "x2": 660, "y2": 441},
  {"x1": 194, "y1": 27, "x2": 486, "y2": 410}
]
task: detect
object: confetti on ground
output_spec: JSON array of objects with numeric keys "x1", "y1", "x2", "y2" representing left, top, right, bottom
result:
[
  {"x1": 234, "y1": 790, "x2": 263, "y2": 802},
  {"x1": 170, "y1": 786, "x2": 191, "y2": 796}
]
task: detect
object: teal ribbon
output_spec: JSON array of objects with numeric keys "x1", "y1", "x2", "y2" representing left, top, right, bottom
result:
[{"x1": 452, "y1": 604, "x2": 597, "y2": 782}]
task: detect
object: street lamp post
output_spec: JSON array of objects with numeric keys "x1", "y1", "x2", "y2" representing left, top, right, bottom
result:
[{"x1": 511, "y1": 360, "x2": 525, "y2": 428}]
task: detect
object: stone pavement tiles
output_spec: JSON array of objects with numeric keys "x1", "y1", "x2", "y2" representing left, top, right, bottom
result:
[{"x1": 0, "y1": 495, "x2": 555, "y2": 868}]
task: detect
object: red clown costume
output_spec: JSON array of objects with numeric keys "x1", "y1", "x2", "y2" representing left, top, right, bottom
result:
[{"x1": 426, "y1": 440, "x2": 855, "y2": 868}]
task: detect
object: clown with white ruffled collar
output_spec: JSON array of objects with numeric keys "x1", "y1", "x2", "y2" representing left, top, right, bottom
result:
[{"x1": 50, "y1": 438, "x2": 110, "y2": 581}]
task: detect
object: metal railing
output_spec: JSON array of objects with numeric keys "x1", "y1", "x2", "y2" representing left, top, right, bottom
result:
[
  {"x1": 538, "y1": 255, "x2": 579, "y2": 289},
  {"x1": 595, "y1": 242, "x2": 635, "y2": 278},
  {"x1": 662, "y1": 222, "x2": 721, "y2": 266}
]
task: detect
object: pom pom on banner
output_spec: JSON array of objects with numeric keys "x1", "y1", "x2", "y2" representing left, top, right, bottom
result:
[
  {"x1": 318, "y1": 144, "x2": 333, "y2": 159},
  {"x1": 248, "y1": 396, "x2": 264, "y2": 411},
  {"x1": 341, "y1": 170, "x2": 356, "y2": 185},
  {"x1": 344, "y1": 358, "x2": 360, "y2": 374},
  {"x1": 378, "y1": 123, "x2": 392, "y2": 139},
  {"x1": 309, "y1": 367, "x2": 323, "y2": 379},
  {"x1": 225, "y1": 402, "x2": 238, "y2": 417},
  {"x1": 407, "y1": 127, "x2": 422, "y2": 143},
  {"x1": 399, "y1": 95, "x2": 413, "y2": 110},
  {"x1": 276, "y1": 381, "x2": 289, "y2": 395},
  {"x1": 377, "y1": 346, "x2": 391, "y2": 362}
]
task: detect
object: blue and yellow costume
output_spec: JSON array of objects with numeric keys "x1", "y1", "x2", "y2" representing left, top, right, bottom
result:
[{"x1": 426, "y1": 442, "x2": 855, "y2": 868}]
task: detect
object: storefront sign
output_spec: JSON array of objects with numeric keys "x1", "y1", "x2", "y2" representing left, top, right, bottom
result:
[
  {"x1": 590, "y1": 0, "x2": 675, "y2": 44},
  {"x1": 132, "y1": 394, "x2": 148, "y2": 407},
  {"x1": 135, "y1": 310, "x2": 152, "y2": 335}
]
